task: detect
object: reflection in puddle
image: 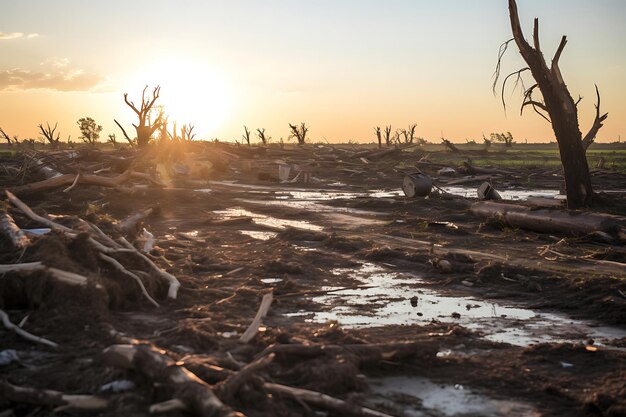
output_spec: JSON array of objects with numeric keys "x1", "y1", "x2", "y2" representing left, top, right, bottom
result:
[
  {"x1": 369, "y1": 376, "x2": 540, "y2": 417},
  {"x1": 240, "y1": 230, "x2": 278, "y2": 240},
  {"x1": 443, "y1": 186, "x2": 561, "y2": 200},
  {"x1": 214, "y1": 207, "x2": 323, "y2": 231},
  {"x1": 295, "y1": 263, "x2": 626, "y2": 347}
]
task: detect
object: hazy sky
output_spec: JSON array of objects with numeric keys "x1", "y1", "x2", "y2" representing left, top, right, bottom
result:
[{"x1": 1, "y1": 0, "x2": 625, "y2": 143}]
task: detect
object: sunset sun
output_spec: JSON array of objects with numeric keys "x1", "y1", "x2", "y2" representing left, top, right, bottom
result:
[{"x1": 121, "y1": 57, "x2": 235, "y2": 138}]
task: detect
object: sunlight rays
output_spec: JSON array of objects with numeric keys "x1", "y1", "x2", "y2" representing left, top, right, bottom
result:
[{"x1": 120, "y1": 56, "x2": 235, "y2": 139}]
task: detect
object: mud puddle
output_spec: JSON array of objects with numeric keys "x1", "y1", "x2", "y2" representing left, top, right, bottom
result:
[
  {"x1": 289, "y1": 263, "x2": 626, "y2": 347},
  {"x1": 214, "y1": 207, "x2": 323, "y2": 231},
  {"x1": 368, "y1": 376, "x2": 540, "y2": 417},
  {"x1": 442, "y1": 186, "x2": 561, "y2": 200}
]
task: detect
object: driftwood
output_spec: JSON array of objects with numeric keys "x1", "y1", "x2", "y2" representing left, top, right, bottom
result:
[
  {"x1": 0, "y1": 213, "x2": 30, "y2": 249},
  {"x1": 9, "y1": 169, "x2": 164, "y2": 195},
  {"x1": 471, "y1": 201, "x2": 625, "y2": 237},
  {"x1": 0, "y1": 262, "x2": 91, "y2": 287},
  {"x1": 0, "y1": 380, "x2": 107, "y2": 412},
  {"x1": 217, "y1": 353, "x2": 275, "y2": 402},
  {"x1": 0, "y1": 309, "x2": 58, "y2": 348},
  {"x1": 240, "y1": 292, "x2": 273, "y2": 343},
  {"x1": 263, "y1": 383, "x2": 392, "y2": 417},
  {"x1": 102, "y1": 344, "x2": 244, "y2": 417},
  {"x1": 99, "y1": 254, "x2": 160, "y2": 307},
  {"x1": 443, "y1": 174, "x2": 496, "y2": 186},
  {"x1": 5, "y1": 191, "x2": 180, "y2": 299}
]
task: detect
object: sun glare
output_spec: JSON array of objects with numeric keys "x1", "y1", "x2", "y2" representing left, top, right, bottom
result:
[{"x1": 120, "y1": 57, "x2": 234, "y2": 139}]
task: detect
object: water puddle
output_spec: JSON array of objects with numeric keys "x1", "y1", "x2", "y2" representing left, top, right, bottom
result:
[
  {"x1": 240, "y1": 230, "x2": 278, "y2": 240},
  {"x1": 291, "y1": 263, "x2": 626, "y2": 347},
  {"x1": 368, "y1": 376, "x2": 540, "y2": 417},
  {"x1": 442, "y1": 186, "x2": 561, "y2": 200},
  {"x1": 214, "y1": 207, "x2": 323, "y2": 232}
]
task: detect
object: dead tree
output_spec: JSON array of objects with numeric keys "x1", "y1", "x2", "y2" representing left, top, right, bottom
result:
[
  {"x1": 0, "y1": 127, "x2": 13, "y2": 145},
  {"x1": 442, "y1": 138, "x2": 459, "y2": 153},
  {"x1": 38, "y1": 122, "x2": 60, "y2": 149},
  {"x1": 407, "y1": 123, "x2": 417, "y2": 144},
  {"x1": 242, "y1": 126, "x2": 251, "y2": 145},
  {"x1": 256, "y1": 128, "x2": 269, "y2": 145},
  {"x1": 375, "y1": 126, "x2": 382, "y2": 148},
  {"x1": 495, "y1": 0, "x2": 607, "y2": 208},
  {"x1": 288, "y1": 123, "x2": 308, "y2": 145},
  {"x1": 113, "y1": 120, "x2": 136, "y2": 147},
  {"x1": 383, "y1": 126, "x2": 392, "y2": 147},
  {"x1": 120, "y1": 86, "x2": 163, "y2": 148},
  {"x1": 181, "y1": 124, "x2": 196, "y2": 141}
]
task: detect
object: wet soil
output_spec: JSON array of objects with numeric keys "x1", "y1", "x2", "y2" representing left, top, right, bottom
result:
[{"x1": 1, "y1": 144, "x2": 625, "y2": 417}]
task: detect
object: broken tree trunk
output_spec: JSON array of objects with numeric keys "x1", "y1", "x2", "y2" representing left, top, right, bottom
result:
[
  {"x1": 0, "y1": 380, "x2": 107, "y2": 412},
  {"x1": 263, "y1": 383, "x2": 393, "y2": 417},
  {"x1": 102, "y1": 344, "x2": 244, "y2": 417},
  {"x1": 506, "y1": 0, "x2": 606, "y2": 208},
  {"x1": 471, "y1": 201, "x2": 625, "y2": 237},
  {"x1": 0, "y1": 214, "x2": 30, "y2": 249}
]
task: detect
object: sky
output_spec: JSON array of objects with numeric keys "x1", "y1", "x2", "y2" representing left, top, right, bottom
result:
[{"x1": 1, "y1": 0, "x2": 625, "y2": 144}]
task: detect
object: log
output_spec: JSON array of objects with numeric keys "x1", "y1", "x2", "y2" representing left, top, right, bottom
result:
[
  {"x1": 0, "y1": 214, "x2": 30, "y2": 249},
  {"x1": 8, "y1": 170, "x2": 164, "y2": 195},
  {"x1": 118, "y1": 207, "x2": 155, "y2": 234},
  {"x1": 471, "y1": 201, "x2": 626, "y2": 236},
  {"x1": 99, "y1": 253, "x2": 160, "y2": 308},
  {"x1": 102, "y1": 344, "x2": 244, "y2": 417},
  {"x1": 0, "y1": 380, "x2": 107, "y2": 412},
  {"x1": 263, "y1": 383, "x2": 392, "y2": 417},
  {"x1": 217, "y1": 353, "x2": 275, "y2": 402},
  {"x1": 239, "y1": 292, "x2": 273, "y2": 343}
]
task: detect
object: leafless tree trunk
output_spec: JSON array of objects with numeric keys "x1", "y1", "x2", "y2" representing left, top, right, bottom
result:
[
  {"x1": 256, "y1": 128, "x2": 269, "y2": 145},
  {"x1": 375, "y1": 127, "x2": 382, "y2": 148},
  {"x1": 0, "y1": 127, "x2": 13, "y2": 145},
  {"x1": 38, "y1": 122, "x2": 60, "y2": 149},
  {"x1": 383, "y1": 126, "x2": 392, "y2": 147},
  {"x1": 288, "y1": 122, "x2": 308, "y2": 145},
  {"x1": 497, "y1": 0, "x2": 608, "y2": 208},
  {"x1": 120, "y1": 86, "x2": 163, "y2": 148},
  {"x1": 181, "y1": 124, "x2": 196, "y2": 141},
  {"x1": 242, "y1": 125, "x2": 251, "y2": 145}
]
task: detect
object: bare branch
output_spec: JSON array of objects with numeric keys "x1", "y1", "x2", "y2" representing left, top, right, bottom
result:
[
  {"x1": 551, "y1": 36, "x2": 568, "y2": 86},
  {"x1": 492, "y1": 38, "x2": 515, "y2": 94},
  {"x1": 582, "y1": 85, "x2": 609, "y2": 150},
  {"x1": 533, "y1": 18, "x2": 541, "y2": 52},
  {"x1": 500, "y1": 67, "x2": 530, "y2": 111}
]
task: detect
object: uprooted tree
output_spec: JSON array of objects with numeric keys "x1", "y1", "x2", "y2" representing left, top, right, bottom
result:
[
  {"x1": 490, "y1": 131, "x2": 514, "y2": 147},
  {"x1": 495, "y1": 0, "x2": 608, "y2": 209},
  {"x1": 115, "y1": 85, "x2": 163, "y2": 148}
]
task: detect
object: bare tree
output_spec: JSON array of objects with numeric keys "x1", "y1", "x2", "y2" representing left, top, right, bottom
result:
[
  {"x1": 375, "y1": 126, "x2": 382, "y2": 148},
  {"x1": 490, "y1": 132, "x2": 514, "y2": 147},
  {"x1": 242, "y1": 125, "x2": 251, "y2": 146},
  {"x1": 119, "y1": 85, "x2": 163, "y2": 148},
  {"x1": 0, "y1": 127, "x2": 13, "y2": 145},
  {"x1": 257, "y1": 128, "x2": 270, "y2": 145},
  {"x1": 38, "y1": 122, "x2": 61, "y2": 149},
  {"x1": 181, "y1": 124, "x2": 196, "y2": 141},
  {"x1": 404, "y1": 123, "x2": 417, "y2": 143},
  {"x1": 288, "y1": 123, "x2": 308, "y2": 145},
  {"x1": 383, "y1": 126, "x2": 393, "y2": 147},
  {"x1": 495, "y1": 0, "x2": 607, "y2": 208},
  {"x1": 108, "y1": 133, "x2": 118, "y2": 147}
]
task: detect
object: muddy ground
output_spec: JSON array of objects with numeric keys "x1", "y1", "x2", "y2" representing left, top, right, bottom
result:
[{"x1": 1, "y1": 143, "x2": 625, "y2": 417}]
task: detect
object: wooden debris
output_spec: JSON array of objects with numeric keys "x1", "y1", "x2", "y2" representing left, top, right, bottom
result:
[
  {"x1": 218, "y1": 353, "x2": 275, "y2": 402},
  {"x1": 240, "y1": 292, "x2": 273, "y2": 343},
  {"x1": 263, "y1": 383, "x2": 392, "y2": 417},
  {"x1": 471, "y1": 201, "x2": 625, "y2": 237},
  {"x1": 0, "y1": 214, "x2": 30, "y2": 249},
  {"x1": 102, "y1": 344, "x2": 244, "y2": 417},
  {"x1": 0, "y1": 380, "x2": 107, "y2": 412},
  {"x1": 99, "y1": 254, "x2": 160, "y2": 308}
]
